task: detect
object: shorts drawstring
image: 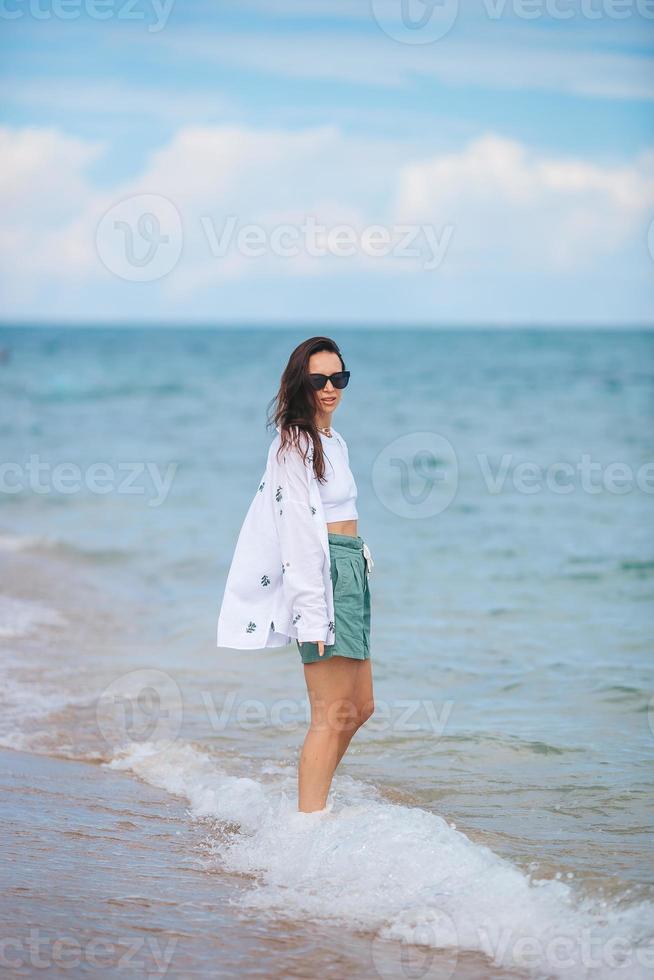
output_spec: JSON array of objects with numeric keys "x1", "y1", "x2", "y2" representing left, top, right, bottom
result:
[{"x1": 362, "y1": 541, "x2": 374, "y2": 578}]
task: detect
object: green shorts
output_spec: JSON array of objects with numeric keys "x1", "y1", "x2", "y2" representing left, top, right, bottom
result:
[{"x1": 297, "y1": 532, "x2": 371, "y2": 665}]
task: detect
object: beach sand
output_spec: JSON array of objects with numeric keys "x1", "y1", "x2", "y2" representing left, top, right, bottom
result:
[{"x1": 2, "y1": 748, "x2": 429, "y2": 980}]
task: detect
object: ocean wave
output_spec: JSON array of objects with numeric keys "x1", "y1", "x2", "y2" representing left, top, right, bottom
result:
[
  {"x1": 108, "y1": 740, "x2": 654, "y2": 979},
  {"x1": 27, "y1": 381, "x2": 187, "y2": 403},
  {"x1": 0, "y1": 670, "x2": 105, "y2": 761},
  {"x1": 0, "y1": 669, "x2": 83, "y2": 756},
  {"x1": 0, "y1": 531, "x2": 133, "y2": 564},
  {"x1": 0, "y1": 532, "x2": 50, "y2": 552},
  {"x1": 0, "y1": 595, "x2": 67, "y2": 639},
  {"x1": 620, "y1": 560, "x2": 654, "y2": 577}
]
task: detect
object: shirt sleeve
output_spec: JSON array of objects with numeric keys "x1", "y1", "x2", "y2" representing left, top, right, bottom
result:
[{"x1": 271, "y1": 429, "x2": 329, "y2": 643}]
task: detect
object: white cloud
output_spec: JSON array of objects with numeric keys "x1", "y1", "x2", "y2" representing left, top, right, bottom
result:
[
  {"x1": 0, "y1": 126, "x2": 103, "y2": 223},
  {"x1": 394, "y1": 133, "x2": 654, "y2": 270},
  {"x1": 0, "y1": 127, "x2": 105, "y2": 307},
  {"x1": 0, "y1": 123, "x2": 652, "y2": 315}
]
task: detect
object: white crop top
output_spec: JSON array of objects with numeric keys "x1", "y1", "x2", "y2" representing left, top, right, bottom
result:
[{"x1": 318, "y1": 431, "x2": 358, "y2": 522}]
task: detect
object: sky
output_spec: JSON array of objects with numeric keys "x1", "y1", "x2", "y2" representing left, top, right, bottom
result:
[{"x1": 1, "y1": 0, "x2": 654, "y2": 326}]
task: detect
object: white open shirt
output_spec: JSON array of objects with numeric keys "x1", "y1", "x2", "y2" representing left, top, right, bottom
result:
[{"x1": 217, "y1": 424, "x2": 348, "y2": 649}]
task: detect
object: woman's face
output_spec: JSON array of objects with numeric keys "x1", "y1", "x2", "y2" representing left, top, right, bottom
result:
[{"x1": 308, "y1": 351, "x2": 344, "y2": 415}]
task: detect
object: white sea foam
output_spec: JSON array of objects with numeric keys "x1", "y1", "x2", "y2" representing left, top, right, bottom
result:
[
  {"x1": 108, "y1": 740, "x2": 654, "y2": 979},
  {"x1": 0, "y1": 531, "x2": 64, "y2": 553},
  {"x1": 0, "y1": 595, "x2": 67, "y2": 639},
  {"x1": 0, "y1": 596, "x2": 72, "y2": 750},
  {"x1": 0, "y1": 533, "x2": 38, "y2": 552},
  {"x1": 0, "y1": 672, "x2": 78, "y2": 754}
]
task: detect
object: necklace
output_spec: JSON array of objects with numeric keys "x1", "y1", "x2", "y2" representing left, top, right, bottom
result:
[{"x1": 317, "y1": 424, "x2": 332, "y2": 437}]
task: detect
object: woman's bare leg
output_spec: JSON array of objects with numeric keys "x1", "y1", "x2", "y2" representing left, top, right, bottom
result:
[
  {"x1": 332, "y1": 658, "x2": 373, "y2": 769},
  {"x1": 299, "y1": 657, "x2": 374, "y2": 812}
]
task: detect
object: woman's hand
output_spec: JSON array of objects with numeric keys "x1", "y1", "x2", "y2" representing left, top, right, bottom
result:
[{"x1": 301, "y1": 640, "x2": 325, "y2": 656}]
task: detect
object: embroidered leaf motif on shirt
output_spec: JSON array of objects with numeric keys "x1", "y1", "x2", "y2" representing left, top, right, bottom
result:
[
  {"x1": 258, "y1": 480, "x2": 265, "y2": 492},
  {"x1": 292, "y1": 612, "x2": 302, "y2": 625},
  {"x1": 246, "y1": 621, "x2": 257, "y2": 633},
  {"x1": 328, "y1": 621, "x2": 335, "y2": 633},
  {"x1": 261, "y1": 574, "x2": 270, "y2": 587},
  {"x1": 275, "y1": 485, "x2": 283, "y2": 502}
]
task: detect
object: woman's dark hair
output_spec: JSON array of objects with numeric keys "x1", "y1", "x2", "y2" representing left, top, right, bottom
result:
[{"x1": 267, "y1": 336, "x2": 345, "y2": 483}]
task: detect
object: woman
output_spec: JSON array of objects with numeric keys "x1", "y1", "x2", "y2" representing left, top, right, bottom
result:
[{"x1": 216, "y1": 337, "x2": 375, "y2": 813}]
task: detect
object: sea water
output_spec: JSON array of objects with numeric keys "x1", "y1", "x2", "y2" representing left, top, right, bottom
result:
[{"x1": 1, "y1": 325, "x2": 652, "y2": 977}]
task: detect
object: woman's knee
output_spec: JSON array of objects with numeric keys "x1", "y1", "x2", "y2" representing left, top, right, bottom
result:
[
  {"x1": 310, "y1": 696, "x2": 360, "y2": 734},
  {"x1": 357, "y1": 699, "x2": 374, "y2": 726}
]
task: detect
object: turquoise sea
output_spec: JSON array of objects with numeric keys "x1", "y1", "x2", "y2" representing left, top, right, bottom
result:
[{"x1": 1, "y1": 326, "x2": 653, "y2": 978}]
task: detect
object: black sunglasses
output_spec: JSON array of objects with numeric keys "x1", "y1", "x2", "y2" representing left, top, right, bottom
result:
[{"x1": 308, "y1": 371, "x2": 350, "y2": 391}]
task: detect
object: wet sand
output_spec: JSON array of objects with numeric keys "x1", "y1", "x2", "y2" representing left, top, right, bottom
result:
[{"x1": 3, "y1": 749, "x2": 475, "y2": 980}]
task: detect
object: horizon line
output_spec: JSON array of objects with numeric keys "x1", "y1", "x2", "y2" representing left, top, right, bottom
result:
[{"x1": 1, "y1": 321, "x2": 653, "y2": 331}]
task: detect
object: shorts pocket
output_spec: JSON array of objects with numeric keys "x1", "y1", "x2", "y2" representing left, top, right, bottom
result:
[
  {"x1": 333, "y1": 556, "x2": 355, "y2": 602},
  {"x1": 334, "y1": 558, "x2": 365, "y2": 602}
]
